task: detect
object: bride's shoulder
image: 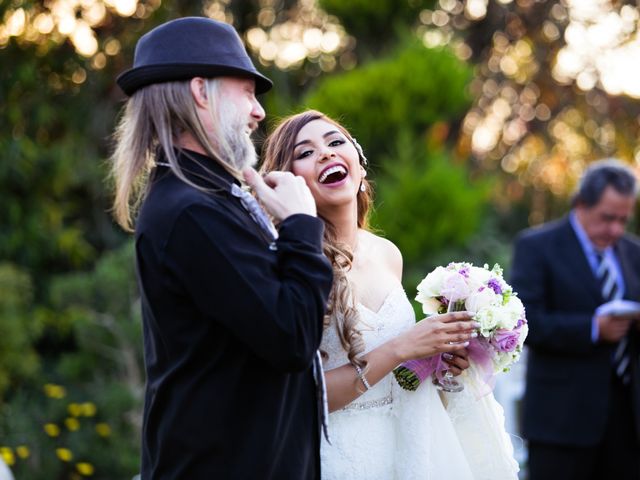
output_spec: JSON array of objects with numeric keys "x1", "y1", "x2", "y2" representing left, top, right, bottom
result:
[{"x1": 360, "y1": 230, "x2": 403, "y2": 278}]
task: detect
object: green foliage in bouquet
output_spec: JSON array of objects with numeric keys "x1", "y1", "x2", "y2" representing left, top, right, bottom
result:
[{"x1": 303, "y1": 40, "x2": 472, "y2": 158}]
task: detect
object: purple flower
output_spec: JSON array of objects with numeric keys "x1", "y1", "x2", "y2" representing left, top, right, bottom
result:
[
  {"x1": 490, "y1": 329, "x2": 519, "y2": 352},
  {"x1": 487, "y1": 278, "x2": 503, "y2": 295},
  {"x1": 516, "y1": 317, "x2": 526, "y2": 328},
  {"x1": 458, "y1": 266, "x2": 470, "y2": 278}
]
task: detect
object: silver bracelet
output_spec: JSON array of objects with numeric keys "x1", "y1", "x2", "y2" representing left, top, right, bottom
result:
[{"x1": 353, "y1": 364, "x2": 371, "y2": 391}]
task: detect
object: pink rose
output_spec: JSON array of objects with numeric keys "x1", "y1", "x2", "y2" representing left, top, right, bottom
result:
[
  {"x1": 490, "y1": 328, "x2": 520, "y2": 352},
  {"x1": 441, "y1": 272, "x2": 471, "y2": 303}
]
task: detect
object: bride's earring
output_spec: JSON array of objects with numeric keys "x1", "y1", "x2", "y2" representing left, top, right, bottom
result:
[{"x1": 360, "y1": 168, "x2": 367, "y2": 192}]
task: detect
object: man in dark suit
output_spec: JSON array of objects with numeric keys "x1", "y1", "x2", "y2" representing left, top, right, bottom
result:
[
  {"x1": 511, "y1": 159, "x2": 640, "y2": 479},
  {"x1": 111, "y1": 18, "x2": 333, "y2": 479}
]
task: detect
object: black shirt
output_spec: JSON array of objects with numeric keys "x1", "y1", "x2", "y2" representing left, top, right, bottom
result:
[{"x1": 135, "y1": 150, "x2": 333, "y2": 479}]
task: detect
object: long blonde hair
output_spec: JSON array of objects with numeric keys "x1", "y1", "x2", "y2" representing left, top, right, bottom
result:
[
  {"x1": 111, "y1": 78, "x2": 248, "y2": 231},
  {"x1": 260, "y1": 110, "x2": 373, "y2": 371}
]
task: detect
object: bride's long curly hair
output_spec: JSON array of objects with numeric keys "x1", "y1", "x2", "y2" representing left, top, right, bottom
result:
[{"x1": 260, "y1": 110, "x2": 373, "y2": 371}]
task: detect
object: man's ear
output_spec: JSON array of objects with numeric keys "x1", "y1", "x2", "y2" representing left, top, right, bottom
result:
[{"x1": 189, "y1": 77, "x2": 209, "y2": 108}]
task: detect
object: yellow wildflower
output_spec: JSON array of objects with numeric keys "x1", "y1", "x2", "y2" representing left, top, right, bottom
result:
[
  {"x1": 65, "y1": 417, "x2": 80, "y2": 431},
  {"x1": 95, "y1": 423, "x2": 111, "y2": 437},
  {"x1": 68, "y1": 403, "x2": 82, "y2": 417},
  {"x1": 0, "y1": 447, "x2": 14, "y2": 466},
  {"x1": 15, "y1": 445, "x2": 30, "y2": 459},
  {"x1": 80, "y1": 402, "x2": 97, "y2": 417},
  {"x1": 44, "y1": 423, "x2": 61, "y2": 437},
  {"x1": 76, "y1": 462, "x2": 95, "y2": 476},
  {"x1": 43, "y1": 383, "x2": 67, "y2": 399},
  {"x1": 56, "y1": 448, "x2": 73, "y2": 462}
]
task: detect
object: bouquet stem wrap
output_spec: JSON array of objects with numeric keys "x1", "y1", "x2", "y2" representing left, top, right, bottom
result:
[
  {"x1": 394, "y1": 337, "x2": 498, "y2": 396},
  {"x1": 394, "y1": 355, "x2": 447, "y2": 391}
]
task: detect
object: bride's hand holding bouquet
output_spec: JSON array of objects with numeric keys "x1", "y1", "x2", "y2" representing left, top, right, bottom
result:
[{"x1": 390, "y1": 310, "x2": 478, "y2": 365}]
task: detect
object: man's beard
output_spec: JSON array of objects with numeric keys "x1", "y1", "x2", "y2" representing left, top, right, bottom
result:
[{"x1": 217, "y1": 99, "x2": 258, "y2": 171}]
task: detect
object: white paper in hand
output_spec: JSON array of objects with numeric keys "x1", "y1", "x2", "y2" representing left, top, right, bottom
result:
[{"x1": 596, "y1": 299, "x2": 640, "y2": 317}]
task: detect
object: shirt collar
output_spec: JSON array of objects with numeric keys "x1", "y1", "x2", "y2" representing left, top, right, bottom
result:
[
  {"x1": 569, "y1": 210, "x2": 612, "y2": 257},
  {"x1": 156, "y1": 147, "x2": 241, "y2": 189}
]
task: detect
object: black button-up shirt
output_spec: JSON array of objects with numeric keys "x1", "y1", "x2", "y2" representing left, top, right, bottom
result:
[{"x1": 135, "y1": 149, "x2": 333, "y2": 479}]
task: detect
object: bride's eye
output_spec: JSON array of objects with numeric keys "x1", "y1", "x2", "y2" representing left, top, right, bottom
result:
[
  {"x1": 329, "y1": 139, "x2": 345, "y2": 147},
  {"x1": 295, "y1": 149, "x2": 313, "y2": 160}
]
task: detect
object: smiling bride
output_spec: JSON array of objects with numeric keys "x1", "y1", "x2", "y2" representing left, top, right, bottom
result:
[{"x1": 260, "y1": 110, "x2": 518, "y2": 479}]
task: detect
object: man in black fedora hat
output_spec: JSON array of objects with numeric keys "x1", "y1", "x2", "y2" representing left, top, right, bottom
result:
[{"x1": 111, "y1": 17, "x2": 333, "y2": 479}]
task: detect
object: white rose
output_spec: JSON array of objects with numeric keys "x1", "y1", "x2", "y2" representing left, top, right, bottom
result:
[
  {"x1": 468, "y1": 265, "x2": 492, "y2": 289},
  {"x1": 493, "y1": 350, "x2": 518, "y2": 373},
  {"x1": 465, "y1": 288, "x2": 500, "y2": 314},
  {"x1": 506, "y1": 295, "x2": 524, "y2": 315},
  {"x1": 416, "y1": 266, "x2": 448, "y2": 298},
  {"x1": 491, "y1": 305, "x2": 519, "y2": 331},
  {"x1": 474, "y1": 308, "x2": 499, "y2": 336},
  {"x1": 421, "y1": 296, "x2": 443, "y2": 315},
  {"x1": 497, "y1": 297, "x2": 525, "y2": 330}
]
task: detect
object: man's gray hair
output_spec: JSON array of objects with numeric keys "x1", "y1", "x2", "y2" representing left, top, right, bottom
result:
[
  {"x1": 110, "y1": 78, "x2": 255, "y2": 231},
  {"x1": 571, "y1": 158, "x2": 638, "y2": 208}
]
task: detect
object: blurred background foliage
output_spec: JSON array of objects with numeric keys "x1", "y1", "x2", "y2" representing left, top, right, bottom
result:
[{"x1": 1, "y1": 0, "x2": 639, "y2": 477}]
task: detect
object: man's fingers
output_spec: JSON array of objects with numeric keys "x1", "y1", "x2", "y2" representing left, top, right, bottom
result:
[
  {"x1": 243, "y1": 168, "x2": 271, "y2": 198},
  {"x1": 261, "y1": 171, "x2": 294, "y2": 188}
]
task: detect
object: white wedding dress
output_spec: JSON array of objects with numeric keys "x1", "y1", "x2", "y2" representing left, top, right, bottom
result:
[{"x1": 320, "y1": 286, "x2": 519, "y2": 480}]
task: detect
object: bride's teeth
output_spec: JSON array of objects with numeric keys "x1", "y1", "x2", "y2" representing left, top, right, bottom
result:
[{"x1": 319, "y1": 165, "x2": 347, "y2": 183}]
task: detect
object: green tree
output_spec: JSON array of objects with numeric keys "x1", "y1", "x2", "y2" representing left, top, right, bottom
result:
[
  {"x1": 371, "y1": 132, "x2": 491, "y2": 265},
  {"x1": 304, "y1": 40, "x2": 472, "y2": 159},
  {"x1": 0, "y1": 264, "x2": 42, "y2": 401},
  {"x1": 319, "y1": 0, "x2": 434, "y2": 56}
]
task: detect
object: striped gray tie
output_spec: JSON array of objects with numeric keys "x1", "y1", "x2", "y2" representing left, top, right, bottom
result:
[
  {"x1": 597, "y1": 253, "x2": 630, "y2": 384},
  {"x1": 597, "y1": 253, "x2": 619, "y2": 301}
]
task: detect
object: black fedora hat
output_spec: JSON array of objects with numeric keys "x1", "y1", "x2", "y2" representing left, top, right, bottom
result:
[{"x1": 116, "y1": 17, "x2": 273, "y2": 96}]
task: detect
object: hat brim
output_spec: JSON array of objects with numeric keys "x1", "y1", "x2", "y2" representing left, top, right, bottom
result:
[{"x1": 116, "y1": 63, "x2": 273, "y2": 96}]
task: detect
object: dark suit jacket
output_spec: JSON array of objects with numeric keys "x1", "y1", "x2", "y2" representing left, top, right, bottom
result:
[
  {"x1": 511, "y1": 217, "x2": 640, "y2": 447},
  {"x1": 135, "y1": 150, "x2": 333, "y2": 479}
]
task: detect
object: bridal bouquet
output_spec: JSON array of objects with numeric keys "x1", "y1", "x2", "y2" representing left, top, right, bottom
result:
[{"x1": 393, "y1": 262, "x2": 528, "y2": 393}]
